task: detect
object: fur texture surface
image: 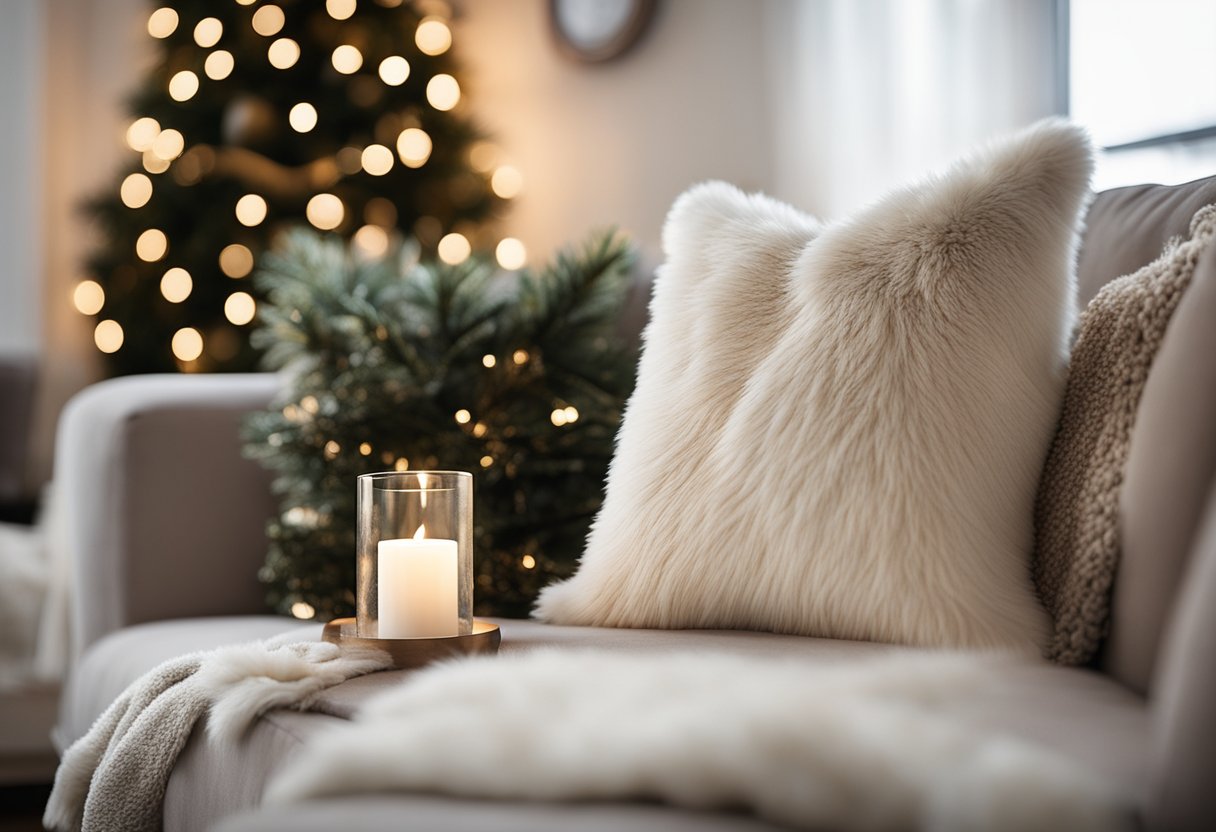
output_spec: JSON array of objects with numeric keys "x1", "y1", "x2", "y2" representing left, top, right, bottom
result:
[
  {"x1": 265, "y1": 649, "x2": 1131, "y2": 832},
  {"x1": 536, "y1": 119, "x2": 1094, "y2": 652}
]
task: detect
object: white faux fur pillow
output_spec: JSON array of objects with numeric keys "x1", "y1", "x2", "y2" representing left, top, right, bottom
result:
[{"x1": 537, "y1": 119, "x2": 1094, "y2": 652}]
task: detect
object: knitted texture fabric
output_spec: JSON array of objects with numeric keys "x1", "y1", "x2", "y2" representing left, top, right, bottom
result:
[
  {"x1": 1034, "y1": 204, "x2": 1216, "y2": 665},
  {"x1": 43, "y1": 637, "x2": 389, "y2": 832}
]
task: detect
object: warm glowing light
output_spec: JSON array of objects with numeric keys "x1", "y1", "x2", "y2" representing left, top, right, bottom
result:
[
  {"x1": 235, "y1": 194, "x2": 268, "y2": 227},
  {"x1": 94, "y1": 320, "x2": 124, "y2": 353},
  {"x1": 326, "y1": 0, "x2": 356, "y2": 20},
  {"x1": 126, "y1": 117, "x2": 161, "y2": 151},
  {"x1": 415, "y1": 18, "x2": 452, "y2": 55},
  {"x1": 472, "y1": 422, "x2": 487, "y2": 438},
  {"x1": 168, "y1": 70, "x2": 199, "y2": 102},
  {"x1": 219, "y1": 244, "x2": 254, "y2": 278},
  {"x1": 521, "y1": 554, "x2": 536, "y2": 569},
  {"x1": 551, "y1": 405, "x2": 580, "y2": 426},
  {"x1": 160, "y1": 267, "x2": 193, "y2": 303},
  {"x1": 120, "y1": 173, "x2": 153, "y2": 208},
  {"x1": 301, "y1": 395, "x2": 319, "y2": 413},
  {"x1": 394, "y1": 457, "x2": 409, "y2": 471},
  {"x1": 236, "y1": 0, "x2": 255, "y2": 4},
  {"x1": 73, "y1": 281, "x2": 105, "y2": 315},
  {"x1": 353, "y1": 225, "x2": 389, "y2": 258},
  {"x1": 495, "y1": 237, "x2": 527, "y2": 270},
  {"x1": 491, "y1": 165, "x2": 524, "y2": 199},
  {"x1": 288, "y1": 102, "x2": 317, "y2": 132},
  {"x1": 322, "y1": 440, "x2": 340, "y2": 458},
  {"x1": 306, "y1": 193, "x2": 344, "y2": 230},
  {"x1": 395, "y1": 128, "x2": 432, "y2": 168},
  {"x1": 251, "y1": 5, "x2": 285, "y2": 36},
  {"x1": 143, "y1": 152, "x2": 171, "y2": 174},
  {"x1": 205, "y1": 50, "x2": 235, "y2": 80},
  {"x1": 151, "y1": 128, "x2": 184, "y2": 160},
  {"x1": 426, "y1": 74, "x2": 460, "y2": 111},
  {"x1": 512, "y1": 349, "x2": 529, "y2": 365},
  {"x1": 194, "y1": 17, "x2": 223, "y2": 47},
  {"x1": 268, "y1": 38, "x2": 300, "y2": 69},
  {"x1": 479, "y1": 455, "x2": 494, "y2": 468},
  {"x1": 331, "y1": 44, "x2": 363, "y2": 74},
  {"x1": 468, "y1": 141, "x2": 498, "y2": 172},
  {"x1": 225, "y1": 291, "x2": 257, "y2": 325},
  {"x1": 291, "y1": 602, "x2": 315, "y2": 619},
  {"x1": 454, "y1": 408, "x2": 471, "y2": 425},
  {"x1": 437, "y1": 232, "x2": 470, "y2": 265},
  {"x1": 136, "y1": 229, "x2": 168, "y2": 262},
  {"x1": 147, "y1": 7, "x2": 178, "y2": 38},
  {"x1": 482, "y1": 354, "x2": 496, "y2": 368},
  {"x1": 358, "y1": 442, "x2": 372, "y2": 456},
  {"x1": 361, "y1": 144, "x2": 393, "y2": 176},
  {"x1": 378, "y1": 56, "x2": 410, "y2": 86},
  {"x1": 172, "y1": 327, "x2": 204, "y2": 362}
]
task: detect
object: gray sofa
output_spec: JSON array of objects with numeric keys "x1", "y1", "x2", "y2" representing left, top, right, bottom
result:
[{"x1": 53, "y1": 176, "x2": 1216, "y2": 831}]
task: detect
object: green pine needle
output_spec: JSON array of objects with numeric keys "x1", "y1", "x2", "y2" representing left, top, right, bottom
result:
[{"x1": 243, "y1": 228, "x2": 638, "y2": 619}]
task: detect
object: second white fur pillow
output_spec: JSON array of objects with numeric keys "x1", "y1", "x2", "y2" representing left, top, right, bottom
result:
[{"x1": 537, "y1": 120, "x2": 1094, "y2": 652}]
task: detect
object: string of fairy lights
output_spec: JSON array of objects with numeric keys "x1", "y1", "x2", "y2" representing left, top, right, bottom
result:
[{"x1": 74, "y1": 0, "x2": 528, "y2": 366}]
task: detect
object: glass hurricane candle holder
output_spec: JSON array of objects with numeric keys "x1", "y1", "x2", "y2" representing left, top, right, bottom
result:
[{"x1": 356, "y1": 470, "x2": 473, "y2": 639}]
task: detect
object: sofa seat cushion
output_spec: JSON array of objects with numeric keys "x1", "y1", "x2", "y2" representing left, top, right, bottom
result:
[
  {"x1": 63, "y1": 618, "x2": 1150, "y2": 831},
  {"x1": 214, "y1": 795, "x2": 791, "y2": 832}
]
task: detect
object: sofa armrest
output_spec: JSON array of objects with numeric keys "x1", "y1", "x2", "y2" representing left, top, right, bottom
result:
[
  {"x1": 1146, "y1": 474, "x2": 1216, "y2": 831},
  {"x1": 55, "y1": 373, "x2": 283, "y2": 657}
]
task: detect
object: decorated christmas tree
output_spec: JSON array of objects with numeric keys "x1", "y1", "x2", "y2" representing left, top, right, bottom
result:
[
  {"x1": 243, "y1": 230, "x2": 637, "y2": 620},
  {"x1": 75, "y1": 0, "x2": 516, "y2": 374}
]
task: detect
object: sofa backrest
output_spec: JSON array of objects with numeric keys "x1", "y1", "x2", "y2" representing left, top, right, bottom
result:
[{"x1": 1074, "y1": 175, "x2": 1216, "y2": 695}]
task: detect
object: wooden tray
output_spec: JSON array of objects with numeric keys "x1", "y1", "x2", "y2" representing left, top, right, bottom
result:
[{"x1": 322, "y1": 617, "x2": 501, "y2": 670}]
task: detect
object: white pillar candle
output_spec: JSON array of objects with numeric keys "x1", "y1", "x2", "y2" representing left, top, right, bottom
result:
[{"x1": 377, "y1": 525, "x2": 458, "y2": 638}]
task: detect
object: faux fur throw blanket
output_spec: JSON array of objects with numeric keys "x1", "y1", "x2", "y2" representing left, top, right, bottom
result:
[
  {"x1": 265, "y1": 650, "x2": 1132, "y2": 832},
  {"x1": 43, "y1": 638, "x2": 389, "y2": 832}
]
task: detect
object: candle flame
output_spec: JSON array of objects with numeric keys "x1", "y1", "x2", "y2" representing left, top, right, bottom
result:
[{"x1": 413, "y1": 524, "x2": 426, "y2": 540}]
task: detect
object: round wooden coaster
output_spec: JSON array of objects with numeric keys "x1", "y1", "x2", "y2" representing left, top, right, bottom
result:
[{"x1": 322, "y1": 617, "x2": 501, "y2": 669}]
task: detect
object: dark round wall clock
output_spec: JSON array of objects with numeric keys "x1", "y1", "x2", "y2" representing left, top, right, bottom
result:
[{"x1": 549, "y1": 0, "x2": 658, "y2": 63}]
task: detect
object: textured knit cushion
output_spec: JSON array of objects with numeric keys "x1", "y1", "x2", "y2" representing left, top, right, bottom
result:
[
  {"x1": 1034, "y1": 205, "x2": 1216, "y2": 666},
  {"x1": 536, "y1": 119, "x2": 1093, "y2": 652}
]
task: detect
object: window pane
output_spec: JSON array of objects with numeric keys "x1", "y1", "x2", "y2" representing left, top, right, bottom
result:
[{"x1": 1070, "y1": 0, "x2": 1216, "y2": 147}]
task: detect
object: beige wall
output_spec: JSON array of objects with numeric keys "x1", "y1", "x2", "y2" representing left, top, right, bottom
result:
[
  {"x1": 0, "y1": 0, "x2": 44, "y2": 357},
  {"x1": 31, "y1": 0, "x2": 150, "y2": 489},
  {"x1": 455, "y1": 0, "x2": 776, "y2": 269}
]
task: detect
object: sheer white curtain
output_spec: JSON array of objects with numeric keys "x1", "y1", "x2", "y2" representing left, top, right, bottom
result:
[{"x1": 765, "y1": 0, "x2": 1061, "y2": 219}]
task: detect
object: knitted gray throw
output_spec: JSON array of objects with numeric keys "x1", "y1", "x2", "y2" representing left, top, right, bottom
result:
[
  {"x1": 1034, "y1": 204, "x2": 1216, "y2": 665},
  {"x1": 43, "y1": 638, "x2": 390, "y2": 832}
]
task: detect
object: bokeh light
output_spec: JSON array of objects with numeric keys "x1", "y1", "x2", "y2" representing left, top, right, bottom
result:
[
  {"x1": 437, "y1": 232, "x2": 471, "y2": 265},
  {"x1": 94, "y1": 320, "x2": 124, "y2": 353},
  {"x1": 120, "y1": 173, "x2": 153, "y2": 208},
  {"x1": 172, "y1": 327, "x2": 204, "y2": 362},
  {"x1": 378, "y1": 56, "x2": 410, "y2": 86},
  {"x1": 168, "y1": 71, "x2": 199, "y2": 102},
  {"x1": 426, "y1": 74, "x2": 460, "y2": 110},
  {"x1": 306, "y1": 193, "x2": 345, "y2": 230},
  {"x1": 219, "y1": 244, "x2": 255, "y2": 278},
  {"x1": 73, "y1": 281, "x2": 105, "y2": 315},
  {"x1": 396, "y1": 127, "x2": 432, "y2": 167},
  {"x1": 289, "y1": 102, "x2": 317, "y2": 132},
  {"x1": 235, "y1": 194, "x2": 268, "y2": 226}
]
